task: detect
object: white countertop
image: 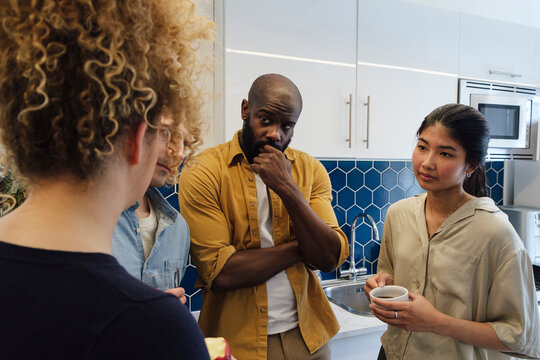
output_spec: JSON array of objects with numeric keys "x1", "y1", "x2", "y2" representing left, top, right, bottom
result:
[
  {"x1": 329, "y1": 303, "x2": 387, "y2": 340},
  {"x1": 192, "y1": 304, "x2": 386, "y2": 341},
  {"x1": 193, "y1": 304, "x2": 539, "y2": 341}
]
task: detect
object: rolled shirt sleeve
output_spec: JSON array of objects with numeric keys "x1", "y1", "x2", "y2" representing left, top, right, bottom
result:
[
  {"x1": 178, "y1": 158, "x2": 237, "y2": 290},
  {"x1": 308, "y1": 161, "x2": 349, "y2": 267},
  {"x1": 488, "y1": 248, "x2": 540, "y2": 358}
]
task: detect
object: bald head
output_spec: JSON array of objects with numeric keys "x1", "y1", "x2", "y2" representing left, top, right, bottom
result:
[
  {"x1": 240, "y1": 74, "x2": 302, "y2": 163},
  {"x1": 247, "y1": 74, "x2": 303, "y2": 115}
]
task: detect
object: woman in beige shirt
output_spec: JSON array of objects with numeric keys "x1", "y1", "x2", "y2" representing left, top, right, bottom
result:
[{"x1": 365, "y1": 104, "x2": 540, "y2": 359}]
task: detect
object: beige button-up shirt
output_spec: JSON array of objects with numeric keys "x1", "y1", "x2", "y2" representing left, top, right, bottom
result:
[{"x1": 378, "y1": 193, "x2": 540, "y2": 360}]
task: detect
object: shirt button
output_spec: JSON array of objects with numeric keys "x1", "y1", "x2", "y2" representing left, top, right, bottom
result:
[
  {"x1": 136, "y1": 227, "x2": 140, "y2": 233},
  {"x1": 248, "y1": 177, "x2": 254, "y2": 182},
  {"x1": 252, "y1": 230, "x2": 257, "y2": 236},
  {"x1": 259, "y1": 307, "x2": 266, "y2": 313},
  {"x1": 250, "y1": 202, "x2": 255, "y2": 207},
  {"x1": 414, "y1": 280, "x2": 420, "y2": 288}
]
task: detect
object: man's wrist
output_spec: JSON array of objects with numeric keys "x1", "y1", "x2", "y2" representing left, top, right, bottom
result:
[
  {"x1": 280, "y1": 241, "x2": 302, "y2": 262},
  {"x1": 275, "y1": 179, "x2": 301, "y2": 201}
]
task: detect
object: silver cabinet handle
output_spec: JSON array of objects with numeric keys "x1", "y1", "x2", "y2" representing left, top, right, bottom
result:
[
  {"x1": 489, "y1": 70, "x2": 522, "y2": 78},
  {"x1": 345, "y1": 94, "x2": 353, "y2": 148},
  {"x1": 363, "y1": 96, "x2": 370, "y2": 149}
]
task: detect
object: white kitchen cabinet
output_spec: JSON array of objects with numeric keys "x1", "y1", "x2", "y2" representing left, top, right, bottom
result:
[
  {"x1": 355, "y1": 65, "x2": 458, "y2": 159},
  {"x1": 224, "y1": 1, "x2": 540, "y2": 159},
  {"x1": 354, "y1": 0, "x2": 460, "y2": 159},
  {"x1": 357, "y1": 0, "x2": 460, "y2": 74},
  {"x1": 329, "y1": 302, "x2": 386, "y2": 360},
  {"x1": 459, "y1": 13, "x2": 540, "y2": 87},
  {"x1": 224, "y1": 0, "x2": 357, "y2": 158},
  {"x1": 224, "y1": 0, "x2": 460, "y2": 159}
]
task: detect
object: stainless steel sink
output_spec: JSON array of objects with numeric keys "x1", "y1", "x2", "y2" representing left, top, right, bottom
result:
[{"x1": 322, "y1": 277, "x2": 373, "y2": 316}]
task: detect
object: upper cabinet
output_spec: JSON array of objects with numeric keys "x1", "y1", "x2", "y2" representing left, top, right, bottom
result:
[
  {"x1": 221, "y1": 0, "x2": 540, "y2": 159},
  {"x1": 355, "y1": 0, "x2": 460, "y2": 159},
  {"x1": 459, "y1": 13, "x2": 540, "y2": 87},
  {"x1": 224, "y1": 0, "x2": 357, "y2": 158},
  {"x1": 357, "y1": 1, "x2": 459, "y2": 73}
]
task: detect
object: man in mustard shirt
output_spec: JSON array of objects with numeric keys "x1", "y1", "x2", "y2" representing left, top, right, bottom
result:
[{"x1": 178, "y1": 74, "x2": 349, "y2": 360}]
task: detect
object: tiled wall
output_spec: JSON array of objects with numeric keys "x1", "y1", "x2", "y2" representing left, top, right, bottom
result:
[
  {"x1": 160, "y1": 160, "x2": 504, "y2": 311},
  {"x1": 319, "y1": 160, "x2": 504, "y2": 282}
]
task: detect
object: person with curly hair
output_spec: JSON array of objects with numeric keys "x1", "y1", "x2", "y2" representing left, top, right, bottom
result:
[{"x1": 0, "y1": 0, "x2": 212, "y2": 358}]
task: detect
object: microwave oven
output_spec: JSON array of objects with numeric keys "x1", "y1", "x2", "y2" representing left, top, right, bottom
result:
[{"x1": 459, "y1": 79, "x2": 540, "y2": 160}]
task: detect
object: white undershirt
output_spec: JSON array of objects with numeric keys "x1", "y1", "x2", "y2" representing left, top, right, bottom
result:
[
  {"x1": 255, "y1": 174, "x2": 298, "y2": 335},
  {"x1": 138, "y1": 198, "x2": 158, "y2": 260}
]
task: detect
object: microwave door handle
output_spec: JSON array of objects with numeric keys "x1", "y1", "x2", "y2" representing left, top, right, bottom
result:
[{"x1": 489, "y1": 70, "x2": 522, "y2": 78}]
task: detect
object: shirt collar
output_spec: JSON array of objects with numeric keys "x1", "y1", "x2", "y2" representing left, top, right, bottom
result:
[
  {"x1": 415, "y1": 192, "x2": 499, "y2": 232},
  {"x1": 227, "y1": 130, "x2": 297, "y2": 166},
  {"x1": 124, "y1": 188, "x2": 177, "y2": 221}
]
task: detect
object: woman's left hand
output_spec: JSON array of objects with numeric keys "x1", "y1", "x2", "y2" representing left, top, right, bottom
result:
[{"x1": 370, "y1": 292, "x2": 444, "y2": 333}]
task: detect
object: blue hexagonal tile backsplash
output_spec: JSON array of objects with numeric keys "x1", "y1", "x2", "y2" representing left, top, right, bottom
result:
[
  {"x1": 318, "y1": 159, "x2": 504, "y2": 282},
  {"x1": 159, "y1": 160, "x2": 504, "y2": 311}
]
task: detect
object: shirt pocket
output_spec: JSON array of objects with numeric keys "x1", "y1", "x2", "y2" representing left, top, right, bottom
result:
[
  {"x1": 429, "y1": 242, "x2": 479, "y2": 320},
  {"x1": 165, "y1": 259, "x2": 186, "y2": 286},
  {"x1": 165, "y1": 259, "x2": 184, "y2": 272}
]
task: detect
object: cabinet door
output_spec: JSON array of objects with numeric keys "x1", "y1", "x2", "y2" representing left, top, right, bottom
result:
[
  {"x1": 355, "y1": 0, "x2": 460, "y2": 158},
  {"x1": 224, "y1": 0, "x2": 357, "y2": 158},
  {"x1": 357, "y1": 0, "x2": 460, "y2": 74},
  {"x1": 459, "y1": 14, "x2": 540, "y2": 87},
  {"x1": 356, "y1": 65, "x2": 458, "y2": 159}
]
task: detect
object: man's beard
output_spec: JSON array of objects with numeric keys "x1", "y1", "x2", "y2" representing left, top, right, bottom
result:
[{"x1": 241, "y1": 120, "x2": 291, "y2": 163}]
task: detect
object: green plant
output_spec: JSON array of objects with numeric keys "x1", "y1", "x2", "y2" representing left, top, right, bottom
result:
[{"x1": 0, "y1": 172, "x2": 27, "y2": 216}]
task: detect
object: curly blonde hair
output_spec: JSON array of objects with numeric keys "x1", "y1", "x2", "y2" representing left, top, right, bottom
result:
[{"x1": 0, "y1": 0, "x2": 212, "y2": 183}]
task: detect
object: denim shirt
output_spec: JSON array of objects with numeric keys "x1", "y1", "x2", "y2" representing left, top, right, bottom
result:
[{"x1": 112, "y1": 187, "x2": 190, "y2": 288}]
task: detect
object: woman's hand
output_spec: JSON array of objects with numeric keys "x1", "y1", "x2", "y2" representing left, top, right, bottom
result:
[
  {"x1": 371, "y1": 292, "x2": 510, "y2": 351},
  {"x1": 370, "y1": 292, "x2": 445, "y2": 333},
  {"x1": 364, "y1": 272, "x2": 393, "y2": 299},
  {"x1": 165, "y1": 287, "x2": 187, "y2": 304}
]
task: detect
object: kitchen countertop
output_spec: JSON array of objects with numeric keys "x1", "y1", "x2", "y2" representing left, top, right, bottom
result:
[
  {"x1": 192, "y1": 304, "x2": 540, "y2": 341},
  {"x1": 192, "y1": 304, "x2": 387, "y2": 341},
  {"x1": 329, "y1": 302, "x2": 387, "y2": 340}
]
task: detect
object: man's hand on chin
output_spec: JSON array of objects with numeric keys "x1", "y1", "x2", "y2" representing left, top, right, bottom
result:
[{"x1": 250, "y1": 145, "x2": 293, "y2": 194}]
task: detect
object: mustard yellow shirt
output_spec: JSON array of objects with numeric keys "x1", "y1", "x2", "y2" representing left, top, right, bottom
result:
[
  {"x1": 378, "y1": 193, "x2": 540, "y2": 360},
  {"x1": 178, "y1": 132, "x2": 348, "y2": 360}
]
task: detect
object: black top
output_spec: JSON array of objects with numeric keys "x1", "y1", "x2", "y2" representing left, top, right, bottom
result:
[{"x1": 0, "y1": 241, "x2": 210, "y2": 359}]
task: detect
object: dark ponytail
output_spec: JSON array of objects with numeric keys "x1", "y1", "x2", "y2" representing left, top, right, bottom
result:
[
  {"x1": 464, "y1": 163, "x2": 487, "y2": 198},
  {"x1": 417, "y1": 104, "x2": 489, "y2": 198}
]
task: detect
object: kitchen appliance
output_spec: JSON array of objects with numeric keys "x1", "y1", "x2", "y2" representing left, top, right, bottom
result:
[
  {"x1": 459, "y1": 79, "x2": 540, "y2": 160},
  {"x1": 499, "y1": 205, "x2": 540, "y2": 297}
]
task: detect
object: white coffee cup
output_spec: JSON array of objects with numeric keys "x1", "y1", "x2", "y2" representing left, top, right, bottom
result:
[{"x1": 370, "y1": 285, "x2": 409, "y2": 309}]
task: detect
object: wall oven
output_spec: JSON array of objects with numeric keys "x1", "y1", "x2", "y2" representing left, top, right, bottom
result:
[{"x1": 459, "y1": 79, "x2": 540, "y2": 160}]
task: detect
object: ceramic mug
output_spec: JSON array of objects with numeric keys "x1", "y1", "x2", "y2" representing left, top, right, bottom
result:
[{"x1": 369, "y1": 285, "x2": 409, "y2": 309}]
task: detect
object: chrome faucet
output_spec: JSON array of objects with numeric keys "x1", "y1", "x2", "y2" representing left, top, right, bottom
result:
[{"x1": 340, "y1": 212, "x2": 379, "y2": 280}]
